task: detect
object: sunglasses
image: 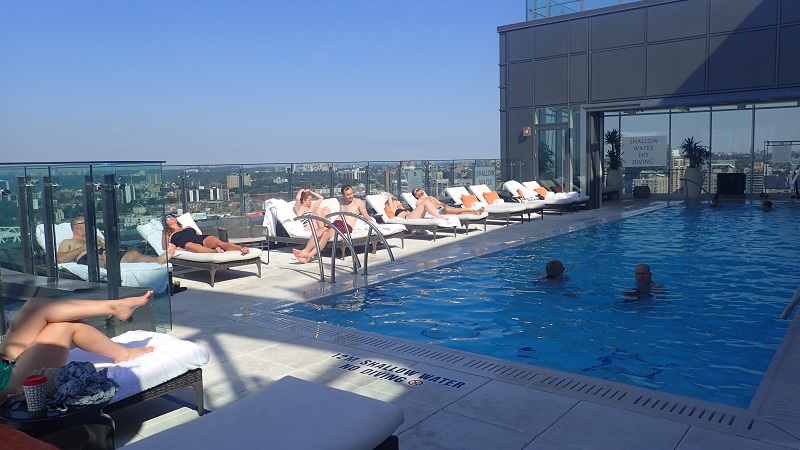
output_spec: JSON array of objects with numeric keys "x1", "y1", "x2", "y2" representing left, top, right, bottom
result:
[
  {"x1": 98, "y1": 247, "x2": 105, "y2": 255},
  {"x1": 165, "y1": 214, "x2": 176, "y2": 220}
]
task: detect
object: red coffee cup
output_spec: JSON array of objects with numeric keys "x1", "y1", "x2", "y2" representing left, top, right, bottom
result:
[
  {"x1": 22, "y1": 374, "x2": 48, "y2": 387},
  {"x1": 22, "y1": 374, "x2": 49, "y2": 412}
]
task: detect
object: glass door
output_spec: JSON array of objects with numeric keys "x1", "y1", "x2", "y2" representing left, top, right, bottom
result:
[{"x1": 536, "y1": 126, "x2": 569, "y2": 184}]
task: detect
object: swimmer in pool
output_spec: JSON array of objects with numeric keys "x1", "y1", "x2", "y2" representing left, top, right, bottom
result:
[{"x1": 624, "y1": 263, "x2": 665, "y2": 299}]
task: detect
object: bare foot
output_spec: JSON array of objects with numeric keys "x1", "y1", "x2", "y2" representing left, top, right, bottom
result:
[
  {"x1": 215, "y1": 247, "x2": 225, "y2": 253},
  {"x1": 296, "y1": 256, "x2": 309, "y2": 264},
  {"x1": 240, "y1": 247, "x2": 250, "y2": 255},
  {"x1": 477, "y1": 207, "x2": 485, "y2": 214},
  {"x1": 112, "y1": 290, "x2": 153, "y2": 321},
  {"x1": 115, "y1": 345, "x2": 155, "y2": 363},
  {"x1": 293, "y1": 249, "x2": 309, "y2": 259}
]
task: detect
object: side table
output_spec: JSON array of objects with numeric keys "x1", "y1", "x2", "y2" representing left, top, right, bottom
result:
[{"x1": 0, "y1": 398, "x2": 115, "y2": 450}]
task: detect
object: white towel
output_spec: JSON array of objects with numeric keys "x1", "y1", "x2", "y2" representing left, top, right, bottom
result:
[{"x1": 436, "y1": 216, "x2": 460, "y2": 228}]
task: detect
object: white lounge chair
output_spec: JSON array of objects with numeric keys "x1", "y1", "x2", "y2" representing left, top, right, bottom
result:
[
  {"x1": 36, "y1": 223, "x2": 169, "y2": 293},
  {"x1": 539, "y1": 179, "x2": 590, "y2": 209},
  {"x1": 522, "y1": 181, "x2": 582, "y2": 214},
  {"x1": 442, "y1": 186, "x2": 527, "y2": 226},
  {"x1": 468, "y1": 184, "x2": 544, "y2": 221},
  {"x1": 136, "y1": 214, "x2": 263, "y2": 287},
  {"x1": 262, "y1": 198, "x2": 406, "y2": 263},
  {"x1": 365, "y1": 193, "x2": 458, "y2": 240},
  {"x1": 399, "y1": 192, "x2": 488, "y2": 233},
  {"x1": 123, "y1": 375, "x2": 404, "y2": 450}
]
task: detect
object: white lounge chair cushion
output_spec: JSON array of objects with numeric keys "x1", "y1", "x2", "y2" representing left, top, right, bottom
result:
[
  {"x1": 172, "y1": 248, "x2": 263, "y2": 262},
  {"x1": 266, "y1": 199, "x2": 308, "y2": 237},
  {"x1": 68, "y1": 330, "x2": 210, "y2": 403},
  {"x1": 123, "y1": 375, "x2": 404, "y2": 450}
]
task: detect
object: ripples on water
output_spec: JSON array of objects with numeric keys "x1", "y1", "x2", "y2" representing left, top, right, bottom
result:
[{"x1": 283, "y1": 203, "x2": 799, "y2": 407}]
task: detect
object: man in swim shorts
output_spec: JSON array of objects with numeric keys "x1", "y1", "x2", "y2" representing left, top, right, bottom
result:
[
  {"x1": 411, "y1": 189, "x2": 485, "y2": 215},
  {"x1": 58, "y1": 216, "x2": 173, "y2": 268}
]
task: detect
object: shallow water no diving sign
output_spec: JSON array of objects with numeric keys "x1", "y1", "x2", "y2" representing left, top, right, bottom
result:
[{"x1": 330, "y1": 353, "x2": 466, "y2": 389}]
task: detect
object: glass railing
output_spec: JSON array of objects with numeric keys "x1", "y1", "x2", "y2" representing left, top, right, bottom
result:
[
  {"x1": 163, "y1": 159, "x2": 507, "y2": 218},
  {"x1": 0, "y1": 161, "x2": 171, "y2": 333}
]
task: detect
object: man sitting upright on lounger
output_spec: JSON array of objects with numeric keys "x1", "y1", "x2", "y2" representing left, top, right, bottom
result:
[
  {"x1": 293, "y1": 185, "x2": 371, "y2": 264},
  {"x1": 58, "y1": 216, "x2": 174, "y2": 268}
]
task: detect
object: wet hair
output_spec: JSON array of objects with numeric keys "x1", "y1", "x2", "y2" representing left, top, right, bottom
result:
[{"x1": 545, "y1": 260, "x2": 565, "y2": 279}]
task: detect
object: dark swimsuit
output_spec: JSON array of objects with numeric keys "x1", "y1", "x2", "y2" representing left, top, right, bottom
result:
[
  {"x1": 0, "y1": 356, "x2": 15, "y2": 390},
  {"x1": 170, "y1": 228, "x2": 207, "y2": 248},
  {"x1": 394, "y1": 208, "x2": 407, "y2": 217}
]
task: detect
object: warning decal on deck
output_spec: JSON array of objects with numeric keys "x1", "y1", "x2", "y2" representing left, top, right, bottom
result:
[{"x1": 330, "y1": 352, "x2": 466, "y2": 389}]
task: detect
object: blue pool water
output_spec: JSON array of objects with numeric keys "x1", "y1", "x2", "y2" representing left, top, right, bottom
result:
[{"x1": 280, "y1": 202, "x2": 799, "y2": 408}]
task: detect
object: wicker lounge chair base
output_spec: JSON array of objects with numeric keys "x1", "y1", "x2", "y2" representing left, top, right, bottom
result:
[
  {"x1": 106, "y1": 368, "x2": 205, "y2": 416},
  {"x1": 170, "y1": 250, "x2": 263, "y2": 287}
]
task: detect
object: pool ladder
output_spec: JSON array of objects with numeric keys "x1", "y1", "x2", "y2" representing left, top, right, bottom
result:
[{"x1": 780, "y1": 286, "x2": 800, "y2": 319}]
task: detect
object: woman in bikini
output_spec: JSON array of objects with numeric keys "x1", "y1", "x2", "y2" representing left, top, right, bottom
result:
[
  {"x1": 293, "y1": 188, "x2": 330, "y2": 233},
  {"x1": 164, "y1": 215, "x2": 249, "y2": 254},
  {"x1": 0, "y1": 291, "x2": 155, "y2": 398}
]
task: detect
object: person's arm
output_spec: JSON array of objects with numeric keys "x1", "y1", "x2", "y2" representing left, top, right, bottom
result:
[
  {"x1": 357, "y1": 199, "x2": 373, "y2": 222},
  {"x1": 57, "y1": 240, "x2": 85, "y2": 263},
  {"x1": 310, "y1": 190, "x2": 325, "y2": 211},
  {"x1": 293, "y1": 189, "x2": 305, "y2": 214}
]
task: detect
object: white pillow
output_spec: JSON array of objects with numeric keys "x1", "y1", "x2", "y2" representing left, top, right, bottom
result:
[
  {"x1": 176, "y1": 213, "x2": 202, "y2": 234},
  {"x1": 136, "y1": 219, "x2": 166, "y2": 255},
  {"x1": 36, "y1": 222, "x2": 105, "y2": 251}
]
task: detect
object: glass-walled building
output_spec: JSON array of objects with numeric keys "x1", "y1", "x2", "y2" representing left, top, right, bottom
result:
[{"x1": 503, "y1": 0, "x2": 800, "y2": 206}]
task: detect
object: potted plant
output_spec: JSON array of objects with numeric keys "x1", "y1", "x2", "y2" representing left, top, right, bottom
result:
[
  {"x1": 679, "y1": 137, "x2": 711, "y2": 199},
  {"x1": 604, "y1": 129, "x2": 624, "y2": 194}
]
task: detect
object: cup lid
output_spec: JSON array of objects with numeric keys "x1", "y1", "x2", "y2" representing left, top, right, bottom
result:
[{"x1": 22, "y1": 374, "x2": 48, "y2": 386}]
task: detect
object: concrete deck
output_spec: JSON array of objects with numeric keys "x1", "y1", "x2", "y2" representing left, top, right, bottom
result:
[{"x1": 109, "y1": 199, "x2": 800, "y2": 449}]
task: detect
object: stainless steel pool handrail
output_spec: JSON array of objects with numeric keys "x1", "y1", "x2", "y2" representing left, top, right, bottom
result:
[{"x1": 780, "y1": 286, "x2": 800, "y2": 320}]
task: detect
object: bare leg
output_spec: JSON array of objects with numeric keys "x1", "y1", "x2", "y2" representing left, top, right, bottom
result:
[
  {"x1": 295, "y1": 228, "x2": 335, "y2": 263},
  {"x1": 442, "y1": 205, "x2": 484, "y2": 215},
  {"x1": 2, "y1": 321, "x2": 154, "y2": 397},
  {"x1": 201, "y1": 236, "x2": 249, "y2": 254},
  {"x1": 121, "y1": 250, "x2": 171, "y2": 264},
  {"x1": 0, "y1": 291, "x2": 153, "y2": 361},
  {"x1": 184, "y1": 242, "x2": 217, "y2": 253},
  {"x1": 408, "y1": 199, "x2": 446, "y2": 219}
]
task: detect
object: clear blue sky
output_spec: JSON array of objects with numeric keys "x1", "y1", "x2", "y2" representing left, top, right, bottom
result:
[{"x1": 0, "y1": 1, "x2": 523, "y2": 165}]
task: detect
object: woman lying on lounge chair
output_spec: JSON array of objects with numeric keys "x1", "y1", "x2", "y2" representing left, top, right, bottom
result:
[
  {"x1": 0, "y1": 291, "x2": 155, "y2": 398},
  {"x1": 385, "y1": 194, "x2": 450, "y2": 220},
  {"x1": 164, "y1": 215, "x2": 250, "y2": 254},
  {"x1": 293, "y1": 188, "x2": 330, "y2": 233},
  {"x1": 411, "y1": 189, "x2": 485, "y2": 215}
]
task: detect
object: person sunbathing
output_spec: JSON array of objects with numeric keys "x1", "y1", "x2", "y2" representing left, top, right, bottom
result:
[
  {"x1": 294, "y1": 188, "x2": 330, "y2": 234},
  {"x1": 164, "y1": 215, "x2": 249, "y2": 254},
  {"x1": 293, "y1": 185, "x2": 369, "y2": 264},
  {"x1": 411, "y1": 188, "x2": 485, "y2": 215},
  {"x1": 384, "y1": 193, "x2": 449, "y2": 220},
  {"x1": 58, "y1": 216, "x2": 175, "y2": 267},
  {"x1": 0, "y1": 291, "x2": 156, "y2": 398}
]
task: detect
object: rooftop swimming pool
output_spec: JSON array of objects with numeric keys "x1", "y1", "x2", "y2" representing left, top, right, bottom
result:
[{"x1": 280, "y1": 202, "x2": 799, "y2": 408}]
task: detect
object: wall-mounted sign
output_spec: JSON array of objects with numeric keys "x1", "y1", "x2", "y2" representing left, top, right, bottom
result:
[{"x1": 624, "y1": 135, "x2": 668, "y2": 168}]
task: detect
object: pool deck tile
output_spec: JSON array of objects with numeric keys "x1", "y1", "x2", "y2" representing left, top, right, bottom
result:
[{"x1": 108, "y1": 199, "x2": 800, "y2": 450}]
